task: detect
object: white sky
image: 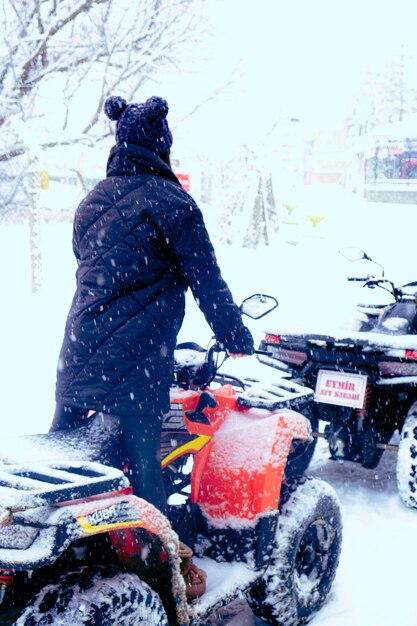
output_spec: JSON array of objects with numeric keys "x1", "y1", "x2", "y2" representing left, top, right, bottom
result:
[
  {"x1": 11, "y1": 0, "x2": 417, "y2": 172},
  {"x1": 161, "y1": 0, "x2": 417, "y2": 153},
  {"x1": 209, "y1": 0, "x2": 417, "y2": 120}
]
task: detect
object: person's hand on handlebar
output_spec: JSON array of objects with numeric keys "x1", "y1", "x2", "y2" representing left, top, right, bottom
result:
[{"x1": 217, "y1": 325, "x2": 254, "y2": 356}]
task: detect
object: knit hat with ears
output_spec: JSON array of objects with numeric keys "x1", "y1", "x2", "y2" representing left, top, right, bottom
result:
[{"x1": 103, "y1": 95, "x2": 173, "y2": 155}]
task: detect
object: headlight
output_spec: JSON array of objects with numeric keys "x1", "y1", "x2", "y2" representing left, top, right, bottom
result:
[{"x1": 0, "y1": 525, "x2": 39, "y2": 550}]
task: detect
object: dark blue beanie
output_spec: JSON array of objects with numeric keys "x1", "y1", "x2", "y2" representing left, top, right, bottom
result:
[{"x1": 104, "y1": 95, "x2": 173, "y2": 154}]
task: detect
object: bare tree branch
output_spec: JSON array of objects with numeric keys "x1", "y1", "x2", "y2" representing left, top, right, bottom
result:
[
  {"x1": 0, "y1": 0, "x2": 216, "y2": 205},
  {"x1": 19, "y1": 0, "x2": 107, "y2": 90},
  {"x1": 180, "y1": 74, "x2": 241, "y2": 124}
]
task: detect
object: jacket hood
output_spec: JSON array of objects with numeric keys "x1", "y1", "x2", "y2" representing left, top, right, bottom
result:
[{"x1": 106, "y1": 143, "x2": 180, "y2": 184}]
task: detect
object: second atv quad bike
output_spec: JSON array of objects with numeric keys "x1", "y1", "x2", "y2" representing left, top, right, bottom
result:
[
  {"x1": 0, "y1": 295, "x2": 342, "y2": 626},
  {"x1": 258, "y1": 249, "x2": 417, "y2": 509}
]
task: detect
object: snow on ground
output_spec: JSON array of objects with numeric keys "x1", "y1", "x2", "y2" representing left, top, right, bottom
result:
[
  {"x1": 1, "y1": 186, "x2": 417, "y2": 624},
  {"x1": 213, "y1": 441, "x2": 417, "y2": 626}
]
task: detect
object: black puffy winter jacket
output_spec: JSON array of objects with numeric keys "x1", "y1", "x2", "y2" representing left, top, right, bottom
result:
[{"x1": 55, "y1": 144, "x2": 252, "y2": 417}]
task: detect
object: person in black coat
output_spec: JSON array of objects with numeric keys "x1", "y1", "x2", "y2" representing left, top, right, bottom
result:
[{"x1": 51, "y1": 94, "x2": 254, "y2": 515}]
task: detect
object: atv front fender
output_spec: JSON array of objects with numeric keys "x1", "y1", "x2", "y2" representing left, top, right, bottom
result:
[
  {"x1": 193, "y1": 408, "x2": 311, "y2": 525},
  {"x1": 74, "y1": 494, "x2": 190, "y2": 626}
]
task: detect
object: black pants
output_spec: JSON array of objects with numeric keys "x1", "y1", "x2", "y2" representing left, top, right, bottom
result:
[{"x1": 51, "y1": 403, "x2": 167, "y2": 515}]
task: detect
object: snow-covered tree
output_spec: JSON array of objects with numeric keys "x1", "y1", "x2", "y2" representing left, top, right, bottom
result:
[
  {"x1": 208, "y1": 149, "x2": 279, "y2": 248},
  {"x1": 0, "y1": 0, "x2": 204, "y2": 162},
  {"x1": 347, "y1": 46, "x2": 417, "y2": 135}
]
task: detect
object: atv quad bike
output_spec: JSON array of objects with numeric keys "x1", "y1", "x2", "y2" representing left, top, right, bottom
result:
[
  {"x1": 0, "y1": 295, "x2": 342, "y2": 626},
  {"x1": 258, "y1": 248, "x2": 417, "y2": 509}
]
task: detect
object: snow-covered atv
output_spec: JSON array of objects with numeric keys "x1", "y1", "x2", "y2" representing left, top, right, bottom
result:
[
  {"x1": 338, "y1": 246, "x2": 417, "y2": 333},
  {"x1": 258, "y1": 249, "x2": 417, "y2": 509},
  {"x1": 0, "y1": 295, "x2": 342, "y2": 626}
]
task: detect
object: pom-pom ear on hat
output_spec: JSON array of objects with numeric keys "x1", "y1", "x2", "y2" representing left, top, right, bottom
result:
[
  {"x1": 145, "y1": 96, "x2": 169, "y2": 122},
  {"x1": 103, "y1": 94, "x2": 173, "y2": 154},
  {"x1": 104, "y1": 96, "x2": 127, "y2": 121}
]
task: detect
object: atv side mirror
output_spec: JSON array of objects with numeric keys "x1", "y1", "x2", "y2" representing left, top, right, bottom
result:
[
  {"x1": 339, "y1": 246, "x2": 368, "y2": 262},
  {"x1": 339, "y1": 247, "x2": 385, "y2": 277},
  {"x1": 240, "y1": 294, "x2": 278, "y2": 319}
]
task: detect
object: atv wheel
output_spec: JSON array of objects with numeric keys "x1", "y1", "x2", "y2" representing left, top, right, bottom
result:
[
  {"x1": 14, "y1": 565, "x2": 168, "y2": 626},
  {"x1": 246, "y1": 478, "x2": 342, "y2": 626},
  {"x1": 397, "y1": 411, "x2": 417, "y2": 509},
  {"x1": 284, "y1": 407, "x2": 318, "y2": 479}
]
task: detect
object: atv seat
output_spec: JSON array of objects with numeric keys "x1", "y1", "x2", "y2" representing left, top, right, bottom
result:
[
  {"x1": 0, "y1": 413, "x2": 124, "y2": 468},
  {"x1": 0, "y1": 415, "x2": 128, "y2": 510}
]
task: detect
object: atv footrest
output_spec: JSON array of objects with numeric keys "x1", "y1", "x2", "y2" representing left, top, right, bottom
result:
[
  {"x1": 189, "y1": 557, "x2": 258, "y2": 617},
  {"x1": 238, "y1": 377, "x2": 314, "y2": 410}
]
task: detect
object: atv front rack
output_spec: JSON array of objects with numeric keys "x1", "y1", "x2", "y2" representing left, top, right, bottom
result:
[{"x1": 238, "y1": 376, "x2": 313, "y2": 411}]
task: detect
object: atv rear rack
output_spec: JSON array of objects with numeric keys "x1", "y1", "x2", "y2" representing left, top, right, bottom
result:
[
  {"x1": 238, "y1": 376, "x2": 313, "y2": 411},
  {"x1": 0, "y1": 461, "x2": 128, "y2": 511}
]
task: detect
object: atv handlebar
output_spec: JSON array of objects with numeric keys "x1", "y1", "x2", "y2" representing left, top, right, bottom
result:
[
  {"x1": 175, "y1": 293, "x2": 277, "y2": 389},
  {"x1": 342, "y1": 249, "x2": 407, "y2": 300},
  {"x1": 347, "y1": 276, "x2": 373, "y2": 282},
  {"x1": 174, "y1": 342, "x2": 273, "y2": 390},
  {"x1": 363, "y1": 278, "x2": 400, "y2": 299},
  {"x1": 210, "y1": 342, "x2": 271, "y2": 358}
]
